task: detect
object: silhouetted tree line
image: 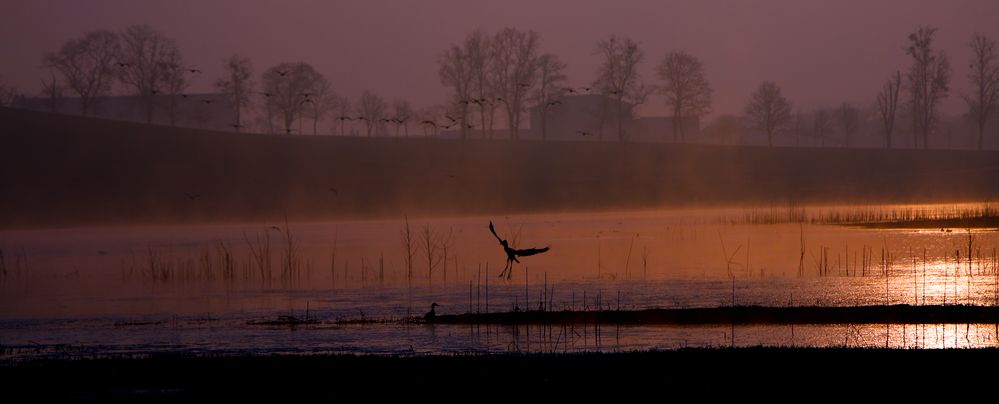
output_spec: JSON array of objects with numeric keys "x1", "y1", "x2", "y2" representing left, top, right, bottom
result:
[{"x1": 10, "y1": 24, "x2": 996, "y2": 149}]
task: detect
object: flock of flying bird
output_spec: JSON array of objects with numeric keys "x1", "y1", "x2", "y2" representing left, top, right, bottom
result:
[{"x1": 112, "y1": 59, "x2": 605, "y2": 138}]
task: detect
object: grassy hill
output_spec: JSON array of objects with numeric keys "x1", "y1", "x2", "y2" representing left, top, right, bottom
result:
[{"x1": 3, "y1": 107, "x2": 999, "y2": 227}]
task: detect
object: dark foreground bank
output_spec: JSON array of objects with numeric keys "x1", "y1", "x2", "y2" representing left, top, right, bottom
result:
[{"x1": 3, "y1": 348, "x2": 996, "y2": 399}]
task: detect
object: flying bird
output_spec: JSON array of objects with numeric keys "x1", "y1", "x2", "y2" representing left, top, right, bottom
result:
[
  {"x1": 445, "y1": 115, "x2": 457, "y2": 122},
  {"x1": 201, "y1": 99, "x2": 214, "y2": 104},
  {"x1": 547, "y1": 100, "x2": 562, "y2": 106},
  {"x1": 421, "y1": 120, "x2": 436, "y2": 127},
  {"x1": 488, "y1": 221, "x2": 550, "y2": 280},
  {"x1": 576, "y1": 130, "x2": 594, "y2": 137},
  {"x1": 116, "y1": 62, "x2": 131, "y2": 68},
  {"x1": 186, "y1": 67, "x2": 201, "y2": 74},
  {"x1": 328, "y1": 187, "x2": 339, "y2": 196},
  {"x1": 277, "y1": 70, "x2": 290, "y2": 77},
  {"x1": 183, "y1": 192, "x2": 201, "y2": 200}
]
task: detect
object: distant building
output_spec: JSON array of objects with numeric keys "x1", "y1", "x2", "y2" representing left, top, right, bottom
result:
[
  {"x1": 525, "y1": 94, "x2": 698, "y2": 142},
  {"x1": 16, "y1": 93, "x2": 236, "y2": 131}
]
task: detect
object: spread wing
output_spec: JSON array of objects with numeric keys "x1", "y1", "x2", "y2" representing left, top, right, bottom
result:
[
  {"x1": 514, "y1": 246, "x2": 550, "y2": 257},
  {"x1": 488, "y1": 221, "x2": 503, "y2": 244}
]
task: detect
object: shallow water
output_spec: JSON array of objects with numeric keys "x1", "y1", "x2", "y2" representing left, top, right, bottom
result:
[{"x1": 3, "y1": 205, "x2": 999, "y2": 359}]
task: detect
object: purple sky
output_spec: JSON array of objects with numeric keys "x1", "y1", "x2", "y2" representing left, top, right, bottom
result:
[{"x1": 2, "y1": 0, "x2": 997, "y2": 118}]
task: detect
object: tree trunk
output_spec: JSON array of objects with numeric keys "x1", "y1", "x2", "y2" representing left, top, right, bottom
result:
[
  {"x1": 145, "y1": 95, "x2": 155, "y2": 124},
  {"x1": 672, "y1": 104, "x2": 683, "y2": 143},
  {"x1": 617, "y1": 96, "x2": 625, "y2": 143},
  {"x1": 541, "y1": 105, "x2": 548, "y2": 141},
  {"x1": 977, "y1": 121, "x2": 985, "y2": 151}
]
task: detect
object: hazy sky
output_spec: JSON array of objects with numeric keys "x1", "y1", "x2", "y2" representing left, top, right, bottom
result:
[{"x1": 2, "y1": 0, "x2": 997, "y2": 118}]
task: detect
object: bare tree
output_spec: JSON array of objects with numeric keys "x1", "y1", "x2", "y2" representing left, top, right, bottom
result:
[
  {"x1": 334, "y1": 96, "x2": 351, "y2": 135},
  {"x1": 594, "y1": 35, "x2": 645, "y2": 142},
  {"x1": 417, "y1": 104, "x2": 444, "y2": 136},
  {"x1": 357, "y1": 90, "x2": 387, "y2": 136},
  {"x1": 0, "y1": 80, "x2": 19, "y2": 107},
  {"x1": 261, "y1": 61, "x2": 326, "y2": 134},
  {"x1": 465, "y1": 30, "x2": 496, "y2": 139},
  {"x1": 43, "y1": 29, "x2": 119, "y2": 116},
  {"x1": 116, "y1": 25, "x2": 184, "y2": 124},
  {"x1": 160, "y1": 50, "x2": 189, "y2": 126},
  {"x1": 301, "y1": 78, "x2": 334, "y2": 135},
  {"x1": 40, "y1": 71, "x2": 65, "y2": 113},
  {"x1": 744, "y1": 81, "x2": 792, "y2": 147},
  {"x1": 491, "y1": 28, "x2": 541, "y2": 140},
  {"x1": 438, "y1": 42, "x2": 474, "y2": 139},
  {"x1": 392, "y1": 100, "x2": 413, "y2": 137},
  {"x1": 216, "y1": 55, "x2": 254, "y2": 132},
  {"x1": 813, "y1": 109, "x2": 833, "y2": 147},
  {"x1": 964, "y1": 33, "x2": 999, "y2": 150},
  {"x1": 534, "y1": 53, "x2": 567, "y2": 141},
  {"x1": 792, "y1": 110, "x2": 807, "y2": 146},
  {"x1": 837, "y1": 102, "x2": 859, "y2": 147},
  {"x1": 657, "y1": 51, "x2": 713, "y2": 143},
  {"x1": 905, "y1": 26, "x2": 951, "y2": 149},
  {"x1": 876, "y1": 71, "x2": 902, "y2": 148}
]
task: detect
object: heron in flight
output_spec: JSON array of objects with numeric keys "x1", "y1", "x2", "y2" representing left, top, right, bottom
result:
[{"x1": 488, "y1": 221, "x2": 549, "y2": 279}]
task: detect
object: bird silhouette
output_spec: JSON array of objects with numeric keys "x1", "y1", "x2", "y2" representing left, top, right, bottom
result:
[
  {"x1": 180, "y1": 94, "x2": 190, "y2": 99},
  {"x1": 336, "y1": 116, "x2": 353, "y2": 121},
  {"x1": 116, "y1": 62, "x2": 131, "y2": 68},
  {"x1": 186, "y1": 67, "x2": 201, "y2": 74},
  {"x1": 576, "y1": 130, "x2": 594, "y2": 137},
  {"x1": 201, "y1": 99, "x2": 213, "y2": 104},
  {"x1": 547, "y1": 100, "x2": 562, "y2": 106},
  {"x1": 230, "y1": 123, "x2": 243, "y2": 129},
  {"x1": 488, "y1": 221, "x2": 550, "y2": 280},
  {"x1": 328, "y1": 187, "x2": 339, "y2": 196},
  {"x1": 183, "y1": 192, "x2": 201, "y2": 200},
  {"x1": 579, "y1": 87, "x2": 592, "y2": 92},
  {"x1": 424, "y1": 302, "x2": 440, "y2": 320},
  {"x1": 445, "y1": 115, "x2": 457, "y2": 122},
  {"x1": 564, "y1": 87, "x2": 576, "y2": 94},
  {"x1": 421, "y1": 120, "x2": 437, "y2": 127},
  {"x1": 277, "y1": 70, "x2": 290, "y2": 77}
]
